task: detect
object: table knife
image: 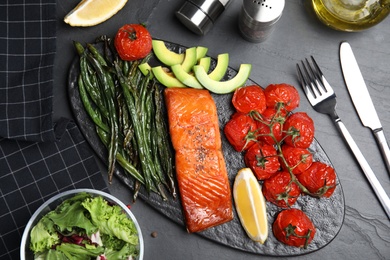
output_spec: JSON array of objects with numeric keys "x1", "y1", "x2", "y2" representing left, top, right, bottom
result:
[{"x1": 340, "y1": 41, "x2": 390, "y2": 175}]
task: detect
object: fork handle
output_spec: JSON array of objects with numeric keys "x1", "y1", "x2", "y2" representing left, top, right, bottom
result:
[{"x1": 336, "y1": 119, "x2": 390, "y2": 219}]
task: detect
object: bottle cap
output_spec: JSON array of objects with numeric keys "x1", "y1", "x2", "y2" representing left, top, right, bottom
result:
[
  {"x1": 244, "y1": 0, "x2": 285, "y2": 23},
  {"x1": 176, "y1": 0, "x2": 225, "y2": 35},
  {"x1": 239, "y1": 0, "x2": 285, "y2": 42}
]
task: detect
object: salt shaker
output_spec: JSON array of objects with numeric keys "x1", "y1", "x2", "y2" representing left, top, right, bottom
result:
[
  {"x1": 176, "y1": 0, "x2": 232, "y2": 35},
  {"x1": 239, "y1": 0, "x2": 285, "y2": 42}
]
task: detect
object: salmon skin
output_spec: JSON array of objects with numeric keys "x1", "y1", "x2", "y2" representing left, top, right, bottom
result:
[{"x1": 164, "y1": 88, "x2": 233, "y2": 233}]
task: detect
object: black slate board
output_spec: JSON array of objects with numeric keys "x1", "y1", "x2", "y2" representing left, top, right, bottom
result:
[{"x1": 67, "y1": 40, "x2": 345, "y2": 256}]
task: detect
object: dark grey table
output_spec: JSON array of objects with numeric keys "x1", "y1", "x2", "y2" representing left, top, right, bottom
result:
[{"x1": 54, "y1": 0, "x2": 390, "y2": 259}]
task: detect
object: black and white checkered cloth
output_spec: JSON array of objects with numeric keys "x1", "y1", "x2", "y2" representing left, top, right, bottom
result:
[
  {"x1": 0, "y1": 0, "x2": 57, "y2": 142},
  {"x1": 0, "y1": 1, "x2": 109, "y2": 259}
]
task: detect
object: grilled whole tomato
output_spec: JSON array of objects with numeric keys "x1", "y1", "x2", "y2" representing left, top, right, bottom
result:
[
  {"x1": 262, "y1": 171, "x2": 301, "y2": 208},
  {"x1": 283, "y1": 112, "x2": 315, "y2": 149},
  {"x1": 281, "y1": 145, "x2": 313, "y2": 175},
  {"x1": 114, "y1": 24, "x2": 152, "y2": 61},
  {"x1": 224, "y1": 112, "x2": 258, "y2": 152},
  {"x1": 297, "y1": 161, "x2": 336, "y2": 198},
  {"x1": 232, "y1": 85, "x2": 267, "y2": 114},
  {"x1": 264, "y1": 83, "x2": 300, "y2": 112},
  {"x1": 273, "y1": 208, "x2": 316, "y2": 248},
  {"x1": 244, "y1": 142, "x2": 280, "y2": 180}
]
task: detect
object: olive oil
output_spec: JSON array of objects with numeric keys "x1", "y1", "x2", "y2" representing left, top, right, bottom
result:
[{"x1": 312, "y1": 0, "x2": 390, "y2": 31}]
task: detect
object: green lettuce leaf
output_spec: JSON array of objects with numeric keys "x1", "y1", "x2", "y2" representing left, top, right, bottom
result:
[
  {"x1": 34, "y1": 249, "x2": 68, "y2": 260},
  {"x1": 30, "y1": 216, "x2": 59, "y2": 253},
  {"x1": 55, "y1": 243, "x2": 104, "y2": 260},
  {"x1": 104, "y1": 242, "x2": 139, "y2": 259},
  {"x1": 47, "y1": 193, "x2": 97, "y2": 236},
  {"x1": 82, "y1": 196, "x2": 139, "y2": 245}
]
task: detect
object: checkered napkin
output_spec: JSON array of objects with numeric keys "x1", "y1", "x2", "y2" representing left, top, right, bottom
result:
[
  {"x1": 0, "y1": 0, "x2": 57, "y2": 142},
  {"x1": 0, "y1": 1, "x2": 109, "y2": 259}
]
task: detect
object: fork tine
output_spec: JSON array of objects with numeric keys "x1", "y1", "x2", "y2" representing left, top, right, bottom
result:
[
  {"x1": 298, "y1": 60, "x2": 322, "y2": 99},
  {"x1": 303, "y1": 58, "x2": 324, "y2": 96},
  {"x1": 310, "y1": 56, "x2": 335, "y2": 95},
  {"x1": 296, "y1": 63, "x2": 315, "y2": 101}
]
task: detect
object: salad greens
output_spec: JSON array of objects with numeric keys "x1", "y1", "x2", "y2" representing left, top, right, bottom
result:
[{"x1": 29, "y1": 192, "x2": 139, "y2": 259}]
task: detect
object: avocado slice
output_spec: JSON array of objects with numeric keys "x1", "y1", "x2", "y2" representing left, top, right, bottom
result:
[
  {"x1": 138, "y1": 63, "x2": 154, "y2": 79},
  {"x1": 151, "y1": 66, "x2": 186, "y2": 88},
  {"x1": 208, "y1": 53, "x2": 229, "y2": 81},
  {"x1": 171, "y1": 64, "x2": 203, "y2": 89},
  {"x1": 198, "y1": 56, "x2": 211, "y2": 73},
  {"x1": 193, "y1": 64, "x2": 252, "y2": 94},
  {"x1": 152, "y1": 40, "x2": 184, "y2": 66},
  {"x1": 196, "y1": 46, "x2": 208, "y2": 61},
  {"x1": 181, "y1": 47, "x2": 197, "y2": 72}
]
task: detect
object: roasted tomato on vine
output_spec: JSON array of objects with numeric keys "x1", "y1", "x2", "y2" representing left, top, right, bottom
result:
[
  {"x1": 224, "y1": 112, "x2": 258, "y2": 152},
  {"x1": 281, "y1": 145, "x2": 313, "y2": 175},
  {"x1": 273, "y1": 208, "x2": 316, "y2": 248},
  {"x1": 244, "y1": 142, "x2": 280, "y2": 180},
  {"x1": 264, "y1": 83, "x2": 300, "y2": 112},
  {"x1": 262, "y1": 171, "x2": 301, "y2": 208},
  {"x1": 232, "y1": 85, "x2": 267, "y2": 114},
  {"x1": 114, "y1": 24, "x2": 152, "y2": 61},
  {"x1": 283, "y1": 112, "x2": 314, "y2": 149},
  {"x1": 297, "y1": 161, "x2": 336, "y2": 198},
  {"x1": 254, "y1": 108, "x2": 286, "y2": 145}
]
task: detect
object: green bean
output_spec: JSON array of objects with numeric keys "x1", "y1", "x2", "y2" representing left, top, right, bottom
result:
[
  {"x1": 153, "y1": 82, "x2": 176, "y2": 197},
  {"x1": 117, "y1": 93, "x2": 138, "y2": 165},
  {"x1": 146, "y1": 88, "x2": 166, "y2": 186},
  {"x1": 151, "y1": 108, "x2": 167, "y2": 186},
  {"x1": 73, "y1": 41, "x2": 85, "y2": 56},
  {"x1": 80, "y1": 56, "x2": 110, "y2": 119},
  {"x1": 133, "y1": 180, "x2": 141, "y2": 202},
  {"x1": 122, "y1": 60, "x2": 130, "y2": 77},
  {"x1": 87, "y1": 43, "x2": 108, "y2": 67},
  {"x1": 77, "y1": 75, "x2": 109, "y2": 133},
  {"x1": 87, "y1": 54, "x2": 119, "y2": 183}
]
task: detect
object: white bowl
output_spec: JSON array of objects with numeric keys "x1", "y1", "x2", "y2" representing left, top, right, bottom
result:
[{"x1": 20, "y1": 189, "x2": 144, "y2": 260}]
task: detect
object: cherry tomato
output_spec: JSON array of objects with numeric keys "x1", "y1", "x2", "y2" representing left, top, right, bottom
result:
[
  {"x1": 114, "y1": 24, "x2": 152, "y2": 61},
  {"x1": 244, "y1": 142, "x2": 280, "y2": 180},
  {"x1": 224, "y1": 112, "x2": 258, "y2": 152},
  {"x1": 255, "y1": 108, "x2": 286, "y2": 145},
  {"x1": 273, "y1": 208, "x2": 316, "y2": 248},
  {"x1": 297, "y1": 161, "x2": 336, "y2": 198},
  {"x1": 264, "y1": 83, "x2": 300, "y2": 112},
  {"x1": 232, "y1": 85, "x2": 267, "y2": 114},
  {"x1": 283, "y1": 112, "x2": 315, "y2": 149},
  {"x1": 262, "y1": 171, "x2": 301, "y2": 208},
  {"x1": 281, "y1": 145, "x2": 313, "y2": 175}
]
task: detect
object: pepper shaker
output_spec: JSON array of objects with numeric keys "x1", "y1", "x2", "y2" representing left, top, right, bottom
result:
[
  {"x1": 176, "y1": 0, "x2": 232, "y2": 35},
  {"x1": 239, "y1": 0, "x2": 285, "y2": 42}
]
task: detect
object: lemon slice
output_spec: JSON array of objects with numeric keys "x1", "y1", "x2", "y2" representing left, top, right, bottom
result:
[
  {"x1": 64, "y1": 0, "x2": 128, "y2": 27},
  {"x1": 233, "y1": 168, "x2": 268, "y2": 243}
]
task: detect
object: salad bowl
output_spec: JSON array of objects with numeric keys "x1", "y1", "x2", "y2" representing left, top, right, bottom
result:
[{"x1": 20, "y1": 189, "x2": 144, "y2": 260}]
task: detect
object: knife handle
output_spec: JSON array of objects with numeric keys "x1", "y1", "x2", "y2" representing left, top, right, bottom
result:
[
  {"x1": 373, "y1": 129, "x2": 390, "y2": 175},
  {"x1": 335, "y1": 119, "x2": 390, "y2": 219}
]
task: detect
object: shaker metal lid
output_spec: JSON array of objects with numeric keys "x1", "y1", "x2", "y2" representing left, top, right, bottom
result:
[
  {"x1": 243, "y1": 0, "x2": 285, "y2": 22},
  {"x1": 176, "y1": 0, "x2": 225, "y2": 35}
]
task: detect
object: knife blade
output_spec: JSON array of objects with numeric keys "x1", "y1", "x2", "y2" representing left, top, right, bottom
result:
[{"x1": 340, "y1": 41, "x2": 390, "y2": 175}]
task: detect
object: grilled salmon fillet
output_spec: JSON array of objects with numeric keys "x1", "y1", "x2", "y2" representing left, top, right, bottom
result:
[{"x1": 164, "y1": 88, "x2": 233, "y2": 233}]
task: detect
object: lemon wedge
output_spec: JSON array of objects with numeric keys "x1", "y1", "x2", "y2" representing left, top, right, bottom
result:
[
  {"x1": 64, "y1": 0, "x2": 128, "y2": 27},
  {"x1": 233, "y1": 168, "x2": 268, "y2": 243}
]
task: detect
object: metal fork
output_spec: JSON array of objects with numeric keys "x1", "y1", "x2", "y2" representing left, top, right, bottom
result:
[{"x1": 297, "y1": 56, "x2": 390, "y2": 219}]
